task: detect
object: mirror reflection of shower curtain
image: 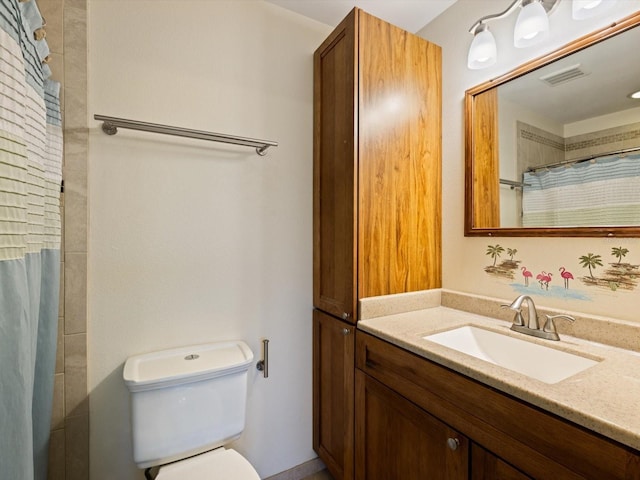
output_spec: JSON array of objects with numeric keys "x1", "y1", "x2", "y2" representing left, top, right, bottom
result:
[
  {"x1": 522, "y1": 154, "x2": 640, "y2": 227},
  {"x1": 0, "y1": 1, "x2": 62, "y2": 479}
]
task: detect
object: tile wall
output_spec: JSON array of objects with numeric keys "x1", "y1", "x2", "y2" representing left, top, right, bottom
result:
[
  {"x1": 38, "y1": 0, "x2": 89, "y2": 478},
  {"x1": 518, "y1": 120, "x2": 640, "y2": 172},
  {"x1": 565, "y1": 121, "x2": 640, "y2": 160},
  {"x1": 516, "y1": 120, "x2": 565, "y2": 173}
]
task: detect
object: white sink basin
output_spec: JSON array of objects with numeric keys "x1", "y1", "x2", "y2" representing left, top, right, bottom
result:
[{"x1": 423, "y1": 325, "x2": 600, "y2": 384}]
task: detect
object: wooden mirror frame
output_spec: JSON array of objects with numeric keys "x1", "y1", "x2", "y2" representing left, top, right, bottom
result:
[{"x1": 465, "y1": 11, "x2": 640, "y2": 237}]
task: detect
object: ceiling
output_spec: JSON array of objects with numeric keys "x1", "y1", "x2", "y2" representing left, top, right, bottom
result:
[
  {"x1": 264, "y1": 0, "x2": 458, "y2": 33},
  {"x1": 498, "y1": 25, "x2": 640, "y2": 125},
  {"x1": 265, "y1": 0, "x2": 640, "y2": 125}
]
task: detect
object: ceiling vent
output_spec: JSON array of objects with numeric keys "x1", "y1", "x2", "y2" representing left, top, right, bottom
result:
[{"x1": 539, "y1": 64, "x2": 589, "y2": 86}]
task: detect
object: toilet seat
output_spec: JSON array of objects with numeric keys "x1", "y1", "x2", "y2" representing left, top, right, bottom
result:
[{"x1": 155, "y1": 447, "x2": 259, "y2": 479}]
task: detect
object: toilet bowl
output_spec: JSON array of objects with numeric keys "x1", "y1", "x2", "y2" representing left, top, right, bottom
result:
[
  {"x1": 123, "y1": 340, "x2": 259, "y2": 478},
  {"x1": 155, "y1": 447, "x2": 259, "y2": 479}
]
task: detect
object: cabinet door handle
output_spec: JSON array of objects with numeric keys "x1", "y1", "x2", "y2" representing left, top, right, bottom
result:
[
  {"x1": 446, "y1": 437, "x2": 460, "y2": 451},
  {"x1": 342, "y1": 328, "x2": 351, "y2": 335},
  {"x1": 342, "y1": 312, "x2": 351, "y2": 320}
]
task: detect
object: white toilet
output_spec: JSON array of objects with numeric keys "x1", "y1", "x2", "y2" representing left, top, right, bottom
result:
[{"x1": 123, "y1": 340, "x2": 260, "y2": 479}]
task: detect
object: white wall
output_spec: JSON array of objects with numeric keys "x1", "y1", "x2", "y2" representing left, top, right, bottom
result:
[
  {"x1": 87, "y1": 2, "x2": 331, "y2": 479},
  {"x1": 565, "y1": 104, "x2": 640, "y2": 136},
  {"x1": 418, "y1": 0, "x2": 640, "y2": 322}
]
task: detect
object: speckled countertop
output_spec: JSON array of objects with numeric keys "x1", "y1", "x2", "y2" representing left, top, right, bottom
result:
[{"x1": 358, "y1": 290, "x2": 640, "y2": 451}]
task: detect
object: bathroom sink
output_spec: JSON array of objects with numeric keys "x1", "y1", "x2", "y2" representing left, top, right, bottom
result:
[{"x1": 423, "y1": 325, "x2": 600, "y2": 384}]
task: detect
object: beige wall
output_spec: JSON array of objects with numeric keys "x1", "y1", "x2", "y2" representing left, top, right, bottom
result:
[
  {"x1": 87, "y1": 2, "x2": 331, "y2": 479},
  {"x1": 38, "y1": 0, "x2": 90, "y2": 478},
  {"x1": 419, "y1": 0, "x2": 640, "y2": 324},
  {"x1": 46, "y1": 0, "x2": 640, "y2": 478}
]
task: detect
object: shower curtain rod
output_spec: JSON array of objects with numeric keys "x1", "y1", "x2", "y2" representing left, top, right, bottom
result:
[
  {"x1": 526, "y1": 145, "x2": 640, "y2": 173},
  {"x1": 94, "y1": 114, "x2": 278, "y2": 156},
  {"x1": 499, "y1": 178, "x2": 531, "y2": 189}
]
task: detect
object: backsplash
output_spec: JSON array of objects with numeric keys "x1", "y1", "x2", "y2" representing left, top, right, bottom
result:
[
  {"x1": 484, "y1": 243, "x2": 639, "y2": 298},
  {"x1": 358, "y1": 288, "x2": 640, "y2": 352},
  {"x1": 462, "y1": 236, "x2": 640, "y2": 326}
]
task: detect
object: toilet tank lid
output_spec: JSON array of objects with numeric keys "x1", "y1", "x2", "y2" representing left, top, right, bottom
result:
[{"x1": 123, "y1": 340, "x2": 254, "y2": 392}]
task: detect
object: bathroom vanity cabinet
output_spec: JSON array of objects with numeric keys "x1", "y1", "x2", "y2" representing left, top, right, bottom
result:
[
  {"x1": 356, "y1": 330, "x2": 640, "y2": 479},
  {"x1": 312, "y1": 8, "x2": 442, "y2": 480}
]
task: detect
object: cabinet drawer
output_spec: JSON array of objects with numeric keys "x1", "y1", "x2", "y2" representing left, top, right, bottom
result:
[{"x1": 356, "y1": 331, "x2": 640, "y2": 479}]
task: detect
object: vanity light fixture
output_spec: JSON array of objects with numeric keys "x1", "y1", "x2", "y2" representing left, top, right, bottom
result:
[
  {"x1": 468, "y1": 0, "x2": 617, "y2": 70},
  {"x1": 572, "y1": 0, "x2": 617, "y2": 20},
  {"x1": 468, "y1": 0, "x2": 558, "y2": 69}
]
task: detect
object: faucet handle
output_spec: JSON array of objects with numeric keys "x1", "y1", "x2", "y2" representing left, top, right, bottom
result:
[
  {"x1": 542, "y1": 314, "x2": 575, "y2": 335},
  {"x1": 501, "y1": 304, "x2": 525, "y2": 326}
]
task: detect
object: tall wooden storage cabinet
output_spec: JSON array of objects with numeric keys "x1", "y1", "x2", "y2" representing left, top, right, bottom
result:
[{"x1": 312, "y1": 8, "x2": 442, "y2": 480}]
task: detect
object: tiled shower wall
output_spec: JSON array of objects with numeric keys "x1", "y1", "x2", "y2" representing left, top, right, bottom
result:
[
  {"x1": 565, "y1": 121, "x2": 640, "y2": 160},
  {"x1": 38, "y1": 0, "x2": 89, "y2": 478},
  {"x1": 516, "y1": 120, "x2": 565, "y2": 173},
  {"x1": 517, "y1": 121, "x2": 640, "y2": 173}
]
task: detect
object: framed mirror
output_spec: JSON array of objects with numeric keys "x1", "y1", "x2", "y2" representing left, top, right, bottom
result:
[{"x1": 465, "y1": 11, "x2": 640, "y2": 237}]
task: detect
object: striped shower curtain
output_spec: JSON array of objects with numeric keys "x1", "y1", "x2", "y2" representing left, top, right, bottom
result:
[
  {"x1": 522, "y1": 154, "x2": 640, "y2": 227},
  {"x1": 0, "y1": 1, "x2": 63, "y2": 479}
]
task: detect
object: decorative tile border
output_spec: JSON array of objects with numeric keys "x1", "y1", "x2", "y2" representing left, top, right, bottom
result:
[
  {"x1": 520, "y1": 128, "x2": 565, "y2": 151},
  {"x1": 566, "y1": 125, "x2": 640, "y2": 153},
  {"x1": 519, "y1": 121, "x2": 640, "y2": 158}
]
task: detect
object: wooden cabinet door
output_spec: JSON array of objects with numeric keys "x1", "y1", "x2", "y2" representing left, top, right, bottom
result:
[
  {"x1": 313, "y1": 310, "x2": 355, "y2": 480},
  {"x1": 355, "y1": 370, "x2": 468, "y2": 480},
  {"x1": 471, "y1": 444, "x2": 532, "y2": 480},
  {"x1": 313, "y1": 10, "x2": 358, "y2": 322}
]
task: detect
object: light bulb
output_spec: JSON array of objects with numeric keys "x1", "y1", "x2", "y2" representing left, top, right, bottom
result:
[
  {"x1": 572, "y1": 0, "x2": 617, "y2": 19},
  {"x1": 468, "y1": 24, "x2": 497, "y2": 70},
  {"x1": 514, "y1": 0, "x2": 549, "y2": 48}
]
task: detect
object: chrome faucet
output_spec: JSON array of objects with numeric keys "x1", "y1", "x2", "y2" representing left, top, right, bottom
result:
[
  {"x1": 503, "y1": 295, "x2": 539, "y2": 329},
  {"x1": 501, "y1": 295, "x2": 574, "y2": 341}
]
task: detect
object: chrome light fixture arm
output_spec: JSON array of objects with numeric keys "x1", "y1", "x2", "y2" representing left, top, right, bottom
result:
[
  {"x1": 469, "y1": 0, "x2": 523, "y2": 34},
  {"x1": 469, "y1": 0, "x2": 560, "y2": 33}
]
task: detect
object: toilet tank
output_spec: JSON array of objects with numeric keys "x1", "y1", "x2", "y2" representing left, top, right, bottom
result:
[{"x1": 123, "y1": 341, "x2": 254, "y2": 469}]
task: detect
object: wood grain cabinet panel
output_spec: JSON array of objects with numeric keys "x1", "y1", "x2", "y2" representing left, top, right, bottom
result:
[
  {"x1": 355, "y1": 370, "x2": 468, "y2": 480},
  {"x1": 357, "y1": 12, "x2": 442, "y2": 300},
  {"x1": 471, "y1": 444, "x2": 532, "y2": 480},
  {"x1": 313, "y1": 311, "x2": 355, "y2": 480},
  {"x1": 313, "y1": 7, "x2": 441, "y2": 321},
  {"x1": 313, "y1": 12, "x2": 357, "y2": 321},
  {"x1": 470, "y1": 88, "x2": 500, "y2": 229},
  {"x1": 356, "y1": 331, "x2": 640, "y2": 480},
  {"x1": 312, "y1": 8, "x2": 441, "y2": 480}
]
